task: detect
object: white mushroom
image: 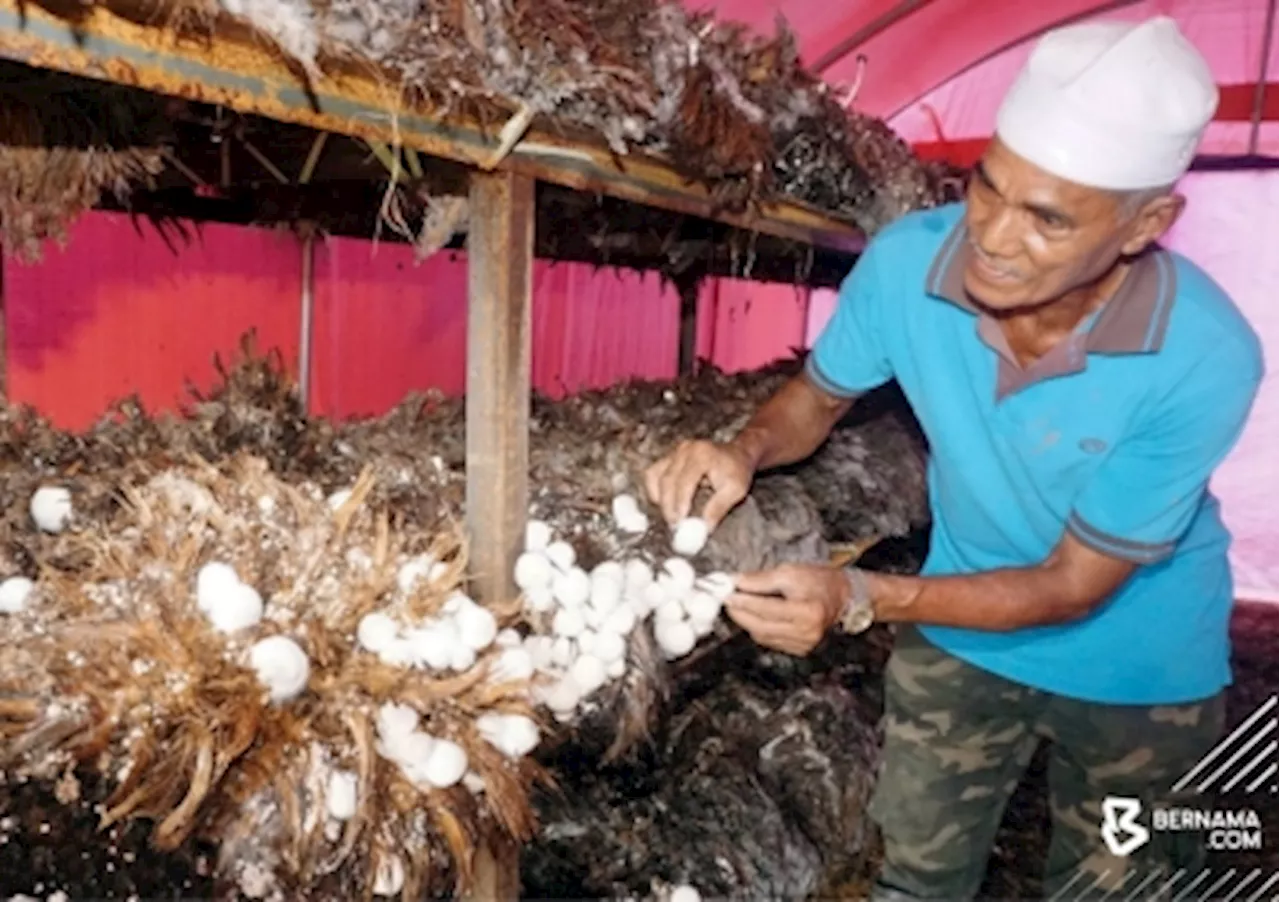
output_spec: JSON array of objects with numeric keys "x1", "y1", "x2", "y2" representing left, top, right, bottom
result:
[
  {"x1": 208, "y1": 583, "x2": 265, "y2": 633},
  {"x1": 552, "y1": 605, "x2": 586, "y2": 639},
  {"x1": 196, "y1": 562, "x2": 241, "y2": 612},
  {"x1": 683, "y1": 590, "x2": 722, "y2": 625},
  {"x1": 698, "y1": 572, "x2": 737, "y2": 601},
  {"x1": 395, "y1": 555, "x2": 436, "y2": 594},
  {"x1": 326, "y1": 488, "x2": 353, "y2": 511},
  {"x1": 660, "y1": 558, "x2": 697, "y2": 595},
  {"x1": 0, "y1": 576, "x2": 35, "y2": 614},
  {"x1": 553, "y1": 567, "x2": 591, "y2": 608},
  {"x1": 372, "y1": 853, "x2": 405, "y2": 897},
  {"x1": 606, "y1": 657, "x2": 627, "y2": 679},
  {"x1": 670, "y1": 885, "x2": 702, "y2": 902},
  {"x1": 248, "y1": 635, "x2": 311, "y2": 703},
  {"x1": 570, "y1": 653, "x2": 607, "y2": 696},
  {"x1": 376, "y1": 702, "x2": 419, "y2": 740},
  {"x1": 491, "y1": 646, "x2": 535, "y2": 683},
  {"x1": 476, "y1": 713, "x2": 540, "y2": 759},
  {"x1": 623, "y1": 559, "x2": 654, "y2": 593},
  {"x1": 407, "y1": 621, "x2": 456, "y2": 670},
  {"x1": 326, "y1": 770, "x2": 358, "y2": 820},
  {"x1": 420, "y1": 738, "x2": 468, "y2": 789},
  {"x1": 524, "y1": 584, "x2": 555, "y2": 613},
  {"x1": 524, "y1": 519, "x2": 553, "y2": 552},
  {"x1": 551, "y1": 636, "x2": 575, "y2": 669},
  {"x1": 655, "y1": 598, "x2": 685, "y2": 623},
  {"x1": 514, "y1": 551, "x2": 554, "y2": 592},
  {"x1": 378, "y1": 637, "x2": 418, "y2": 668},
  {"x1": 545, "y1": 540, "x2": 577, "y2": 572},
  {"x1": 454, "y1": 598, "x2": 498, "y2": 651},
  {"x1": 655, "y1": 619, "x2": 696, "y2": 660},
  {"x1": 30, "y1": 486, "x2": 73, "y2": 534},
  {"x1": 594, "y1": 630, "x2": 627, "y2": 664},
  {"x1": 496, "y1": 628, "x2": 522, "y2": 648},
  {"x1": 357, "y1": 612, "x2": 399, "y2": 654},
  {"x1": 602, "y1": 603, "x2": 637, "y2": 637},
  {"x1": 671, "y1": 517, "x2": 710, "y2": 557},
  {"x1": 449, "y1": 642, "x2": 477, "y2": 672},
  {"x1": 542, "y1": 675, "x2": 581, "y2": 713}
]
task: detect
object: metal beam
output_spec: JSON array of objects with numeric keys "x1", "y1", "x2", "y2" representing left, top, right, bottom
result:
[{"x1": 0, "y1": 0, "x2": 864, "y2": 256}]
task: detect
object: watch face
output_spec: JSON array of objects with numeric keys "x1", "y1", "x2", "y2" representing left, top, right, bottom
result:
[{"x1": 844, "y1": 604, "x2": 874, "y2": 634}]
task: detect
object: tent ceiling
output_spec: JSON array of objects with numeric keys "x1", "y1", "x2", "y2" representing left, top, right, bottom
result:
[{"x1": 692, "y1": 0, "x2": 1278, "y2": 139}]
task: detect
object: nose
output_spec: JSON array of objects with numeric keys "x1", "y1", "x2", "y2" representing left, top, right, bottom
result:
[{"x1": 971, "y1": 203, "x2": 1021, "y2": 261}]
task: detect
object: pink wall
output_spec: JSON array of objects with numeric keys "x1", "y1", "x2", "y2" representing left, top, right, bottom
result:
[
  {"x1": 4, "y1": 215, "x2": 302, "y2": 430},
  {"x1": 2, "y1": 213, "x2": 717, "y2": 428}
]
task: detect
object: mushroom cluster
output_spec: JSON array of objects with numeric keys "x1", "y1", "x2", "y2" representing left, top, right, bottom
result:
[{"x1": 513, "y1": 495, "x2": 735, "y2": 723}]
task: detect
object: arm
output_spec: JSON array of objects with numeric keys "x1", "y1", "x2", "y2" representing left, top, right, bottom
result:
[
  {"x1": 730, "y1": 373, "x2": 856, "y2": 473},
  {"x1": 867, "y1": 532, "x2": 1136, "y2": 630}
]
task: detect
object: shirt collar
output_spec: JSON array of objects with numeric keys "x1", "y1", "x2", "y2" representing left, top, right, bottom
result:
[
  {"x1": 924, "y1": 214, "x2": 1177, "y2": 356},
  {"x1": 923, "y1": 213, "x2": 1178, "y2": 400}
]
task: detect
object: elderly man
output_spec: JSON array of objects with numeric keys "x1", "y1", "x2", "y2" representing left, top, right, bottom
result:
[{"x1": 643, "y1": 16, "x2": 1263, "y2": 902}]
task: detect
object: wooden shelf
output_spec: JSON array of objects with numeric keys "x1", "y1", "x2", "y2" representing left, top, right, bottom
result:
[{"x1": 0, "y1": 0, "x2": 866, "y2": 255}]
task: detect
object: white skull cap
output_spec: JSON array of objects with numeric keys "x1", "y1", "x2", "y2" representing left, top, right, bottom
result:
[{"x1": 995, "y1": 16, "x2": 1218, "y2": 190}]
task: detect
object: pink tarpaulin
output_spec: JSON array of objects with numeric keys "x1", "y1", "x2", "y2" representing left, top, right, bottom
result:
[
  {"x1": 890, "y1": 0, "x2": 1278, "y2": 157},
  {"x1": 2, "y1": 213, "x2": 689, "y2": 427},
  {"x1": 805, "y1": 170, "x2": 1280, "y2": 602},
  {"x1": 307, "y1": 235, "x2": 682, "y2": 419},
  {"x1": 698, "y1": 0, "x2": 1276, "y2": 134}
]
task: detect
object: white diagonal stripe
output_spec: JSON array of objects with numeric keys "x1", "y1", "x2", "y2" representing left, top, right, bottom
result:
[
  {"x1": 1147, "y1": 869, "x2": 1188, "y2": 902},
  {"x1": 1050, "y1": 867, "x2": 1091, "y2": 902},
  {"x1": 1219, "y1": 869, "x2": 1262, "y2": 902},
  {"x1": 1245, "y1": 761, "x2": 1278, "y2": 793},
  {"x1": 1242, "y1": 870, "x2": 1278, "y2": 902},
  {"x1": 1098, "y1": 869, "x2": 1138, "y2": 902},
  {"x1": 1196, "y1": 718, "x2": 1278, "y2": 793},
  {"x1": 1173, "y1": 696, "x2": 1277, "y2": 792},
  {"x1": 1171, "y1": 869, "x2": 1211, "y2": 902},
  {"x1": 1199, "y1": 870, "x2": 1238, "y2": 902},
  {"x1": 1122, "y1": 871, "x2": 1163, "y2": 902},
  {"x1": 1222, "y1": 739, "x2": 1279, "y2": 792},
  {"x1": 1074, "y1": 869, "x2": 1114, "y2": 902}
]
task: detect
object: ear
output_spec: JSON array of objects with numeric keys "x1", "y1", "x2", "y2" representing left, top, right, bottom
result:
[{"x1": 1119, "y1": 193, "x2": 1185, "y2": 255}]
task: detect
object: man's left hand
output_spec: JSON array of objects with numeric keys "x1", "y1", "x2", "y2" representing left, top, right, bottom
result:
[{"x1": 725, "y1": 564, "x2": 850, "y2": 656}]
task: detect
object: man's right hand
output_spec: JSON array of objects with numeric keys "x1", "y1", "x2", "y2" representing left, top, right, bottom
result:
[{"x1": 642, "y1": 439, "x2": 756, "y2": 529}]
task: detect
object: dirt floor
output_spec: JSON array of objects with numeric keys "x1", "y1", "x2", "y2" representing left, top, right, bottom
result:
[{"x1": 2, "y1": 605, "x2": 1275, "y2": 901}]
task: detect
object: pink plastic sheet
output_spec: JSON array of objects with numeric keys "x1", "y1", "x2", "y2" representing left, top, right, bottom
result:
[{"x1": 890, "y1": 0, "x2": 1278, "y2": 156}]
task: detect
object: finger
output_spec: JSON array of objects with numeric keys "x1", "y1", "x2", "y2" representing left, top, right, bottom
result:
[
  {"x1": 724, "y1": 603, "x2": 792, "y2": 644},
  {"x1": 664, "y1": 453, "x2": 704, "y2": 525},
  {"x1": 725, "y1": 591, "x2": 796, "y2": 623},
  {"x1": 641, "y1": 458, "x2": 668, "y2": 505},
  {"x1": 730, "y1": 569, "x2": 792, "y2": 598},
  {"x1": 700, "y1": 484, "x2": 741, "y2": 531}
]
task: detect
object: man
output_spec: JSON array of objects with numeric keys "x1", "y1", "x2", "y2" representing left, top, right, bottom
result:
[{"x1": 643, "y1": 16, "x2": 1264, "y2": 902}]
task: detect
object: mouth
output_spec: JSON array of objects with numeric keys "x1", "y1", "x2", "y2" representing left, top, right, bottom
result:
[{"x1": 968, "y1": 249, "x2": 1022, "y2": 285}]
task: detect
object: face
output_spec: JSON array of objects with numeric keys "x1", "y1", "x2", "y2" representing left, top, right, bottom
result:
[{"x1": 962, "y1": 138, "x2": 1183, "y2": 312}]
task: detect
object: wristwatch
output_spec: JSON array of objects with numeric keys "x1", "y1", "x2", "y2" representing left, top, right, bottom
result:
[{"x1": 838, "y1": 567, "x2": 876, "y2": 634}]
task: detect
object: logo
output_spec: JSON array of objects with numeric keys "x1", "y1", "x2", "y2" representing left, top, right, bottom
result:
[
  {"x1": 1102, "y1": 796, "x2": 1150, "y2": 856},
  {"x1": 1097, "y1": 697, "x2": 1277, "y2": 861}
]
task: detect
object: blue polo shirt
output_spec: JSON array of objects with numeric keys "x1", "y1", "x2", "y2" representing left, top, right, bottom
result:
[{"x1": 808, "y1": 202, "x2": 1264, "y2": 705}]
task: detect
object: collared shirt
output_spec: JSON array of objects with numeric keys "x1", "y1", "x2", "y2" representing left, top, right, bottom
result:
[{"x1": 807, "y1": 201, "x2": 1264, "y2": 705}]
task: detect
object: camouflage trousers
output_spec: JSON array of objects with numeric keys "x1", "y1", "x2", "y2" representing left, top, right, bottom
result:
[{"x1": 866, "y1": 626, "x2": 1226, "y2": 902}]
